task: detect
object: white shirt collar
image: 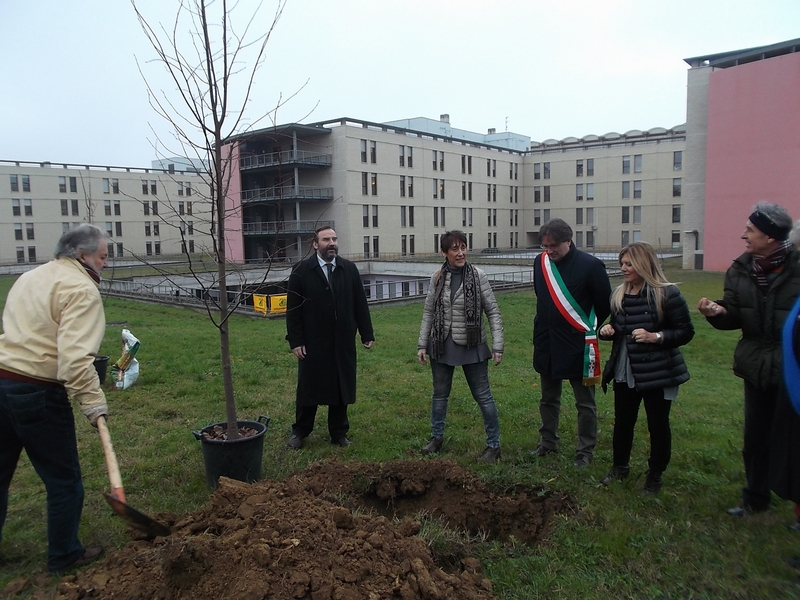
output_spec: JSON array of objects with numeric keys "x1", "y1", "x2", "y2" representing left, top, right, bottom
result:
[{"x1": 316, "y1": 254, "x2": 336, "y2": 270}]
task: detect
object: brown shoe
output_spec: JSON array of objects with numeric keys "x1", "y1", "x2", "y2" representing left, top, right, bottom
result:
[
  {"x1": 478, "y1": 446, "x2": 501, "y2": 463},
  {"x1": 51, "y1": 546, "x2": 104, "y2": 574},
  {"x1": 421, "y1": 437, "x2": 443, "y2": 454}
]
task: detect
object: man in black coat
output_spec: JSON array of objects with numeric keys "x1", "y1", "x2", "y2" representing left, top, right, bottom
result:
[
  {"x1": 531, "y1": 219, "x2": 612, "y2": 467},
  {"x1": 285, "y1": 226, "x2": 374, "y2": 448}
]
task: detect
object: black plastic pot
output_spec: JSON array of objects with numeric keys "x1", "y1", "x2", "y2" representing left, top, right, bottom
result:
[
  {"x1": 192, "y1": 415, "x2": 270, "y2": 488},
  {"x1": 93, "y1": 355, "x2": 110, "y2": 384}
]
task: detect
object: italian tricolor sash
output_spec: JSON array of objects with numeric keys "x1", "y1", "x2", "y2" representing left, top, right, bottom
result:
[{"x1": 542, "y1": 253, "x2": 601, "y2": 385}]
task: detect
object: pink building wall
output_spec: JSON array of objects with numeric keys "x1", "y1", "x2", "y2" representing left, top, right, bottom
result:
[
  {"x1": 223, "y1": 141, "x2": 245, "y2": 262},
  {"x1": 703, "y1": 52, "x2": 800, "y2": 271}
]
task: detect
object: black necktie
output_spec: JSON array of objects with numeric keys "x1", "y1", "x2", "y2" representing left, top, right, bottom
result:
[{"x1": 326, "y1": 263, "x2": 335, "y2": 294}]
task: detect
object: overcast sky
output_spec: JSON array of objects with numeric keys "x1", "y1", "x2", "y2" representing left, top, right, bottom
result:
[{"x1": 1, "y1": 0, "x2": 798, "y2": 167}]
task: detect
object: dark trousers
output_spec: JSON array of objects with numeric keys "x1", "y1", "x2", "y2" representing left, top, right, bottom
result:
[
  {"x1": 612, "y1": 383, "x2": 673, "y2": 473},
  {"x1": 0, "y1": 377, "x2": 86, "y2": 572},
  {"x1": 539, "y1": 375, "x2": 597, "y2": 458},
  {"x1": 292, "y1": 403, "x2": 349, "y2": 441},
  {"x1": 742, "y1": 380, "x2": 778, "y2": 510}
]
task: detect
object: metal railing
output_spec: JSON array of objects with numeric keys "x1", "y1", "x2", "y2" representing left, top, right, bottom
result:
[
  {"x1": 241, "y1": 185, "x2": 334, "y2": 203},
  {"x1": 242, "y1": 220, "x2": 334, "y2": 235},
  {"x1": 239, "y1": 150, "x2": 332, "y2": 170}
]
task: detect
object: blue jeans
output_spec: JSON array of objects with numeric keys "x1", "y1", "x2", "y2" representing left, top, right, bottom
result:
[
  {"x1": 429, "y1": 358, "x2": 500, "y2": 448},
  {"x1": 0, "y1": 377, "x2": 86, "y2": 572}
]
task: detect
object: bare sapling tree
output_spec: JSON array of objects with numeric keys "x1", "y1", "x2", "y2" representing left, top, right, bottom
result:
[{"x1": 132, "y1": 0, "x2": 288, "y2": 439}]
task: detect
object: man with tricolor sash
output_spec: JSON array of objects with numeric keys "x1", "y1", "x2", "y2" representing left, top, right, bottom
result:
[{"x1": 531, "y1": 219, "x2": 612, "y2": 468}]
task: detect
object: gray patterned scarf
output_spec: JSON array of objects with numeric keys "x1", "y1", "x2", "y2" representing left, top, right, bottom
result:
[{"x1": 431, "y1": 261, "x2": 482, "y2": 358}]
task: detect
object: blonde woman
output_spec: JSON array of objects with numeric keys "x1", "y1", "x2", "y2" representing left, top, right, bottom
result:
[{"x1": 598, "y1": 242, "x2": 694, "y2": 493}]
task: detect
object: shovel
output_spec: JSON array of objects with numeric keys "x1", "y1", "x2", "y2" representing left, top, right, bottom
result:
[{"x1": 97, "y1": 415, "x2": 171, "y2": 537}]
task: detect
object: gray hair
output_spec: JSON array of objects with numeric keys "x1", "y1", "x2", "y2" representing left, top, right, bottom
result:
[
  {"x1": 55, "y1": 224, "x2": 106, "y2": 259},
  {"x1": 539, "y1": 218, "x2": 573, "y2": 244},
  {"x1": 790, "y1": 220, "x2": 800, "y2": 248}
]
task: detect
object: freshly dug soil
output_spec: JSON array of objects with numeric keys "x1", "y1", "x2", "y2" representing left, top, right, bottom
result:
[{"x1": 9, "y1": 458, "x2": 574, "y2": 599}]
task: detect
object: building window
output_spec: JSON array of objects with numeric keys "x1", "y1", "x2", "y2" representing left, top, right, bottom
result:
[
  {"x1": 543, "y1": 186, "x2": 550, "y2": 203},
  {"x1": 401, "y1": 206, "x2": 407, "y2": 227},
  {"x1": 622, "y1": 206, "x2": 630, "y2": 224},
  {"x1": 361, "y1": 172, "x2": 368, "y2": 195},
  {"x1": 407, "y1": 176, "x2": 414, "y2": 198},
  {"x1": 486, "y1": 159, "x2": 491, "y2": 177},
  {"x1": 467, "y1": 155, "x2": 472, "y2": 174},
  {"x1": 12, "y1": 199, "x2": 20, "y2": 216},
  {"x1": 188, "y1": 240, "x2": 194, "y2": 253},
  {"x1": 586, "y1": 231, "x2": 595, "y2": 247},
  {"x1": 586, "y1": 207, "x2": 594, "y2": 226},
  {"x1": 24, "y1": 222, "x2": 33, "y2": 240},
  {"x1": 400, "y1": 176, "x2": 405, "y2": 197},
  {"x1": 621, "y1": 230, "x2": 629, "y2": 246},
  {"x1": 27, "y1": 246, "x2": 36, "y2": 262},
  {"x1": 104, "y1": 199, "x2": 112, "y2": 215},
  {"x1": 673, "y1": 178, "x2": 682, "y2": 197},
  {"x1": 587, "y1": 158, "x2": 594, "y2": 176},
  {"x1": 432, "y1": 150, "x2": 439, "y2": 171},
  {"x1": 16, "y1": 247, "x2": 25, "y2": 263},
  {"x1": 441, "y1": 207, "x2": 446, "y2": 228},
  {"x1": 153, "y1": 222, "x2": 160, "y2": 236},
  {"x1": 150, "y1": 181, "x2": 157, "y2": 195},
  {"x1": 534, "y1": 163, "x2": 541, "y2": 180},
  {"x1": 362, "y1": 205, "x2": 369, "y2": 227},
  {"x1": 59, "y1": 176, "x2": 67, "y2": 193},
  {"x1": 468, "y1": 181, "x2": 472, "y2": 201},
  {"x1": 62, "y1": 223, "x2": 70, "y2": 234},
  {"x1": 146, "y1": 243, "x2": 153, "y2": 256},
  {"x1": 462, "y1": 207, "x2": 467, "y2": 227},
  {"x1": 542, "y1": 162, "x2": 550, "y2": 179},
  {"x1": 409, "y1": 234, "x2": 415, "y2": 256},
  {"x1": 372, "y1": 205, "x2": 379, "y2": 228},
  {"x1": 151, "y1": 201, "x2": 158, "y2": 215},
  {"x1": 102, "y1": 178, "x2": 110, "y2": 194},
  {"x1": 622, "y1": 155, "x2": 630, "y2": 174},
  {"x1": 188, "y1": 221, "x2": 193, "y2": 235},
  {"x1": 61, "y1": 199, "x2": 69, "y2": 216},
  {"x1": 370, "y1": 173, "x2": 378, "y2": 196},
  {"x1": 154, "y1": 242, "x2": 161, "y2": 255},
  {"x1": 71, "y1": 199, "x2": 79, "y2": 216},
  {"x1": 461, "y1": 155, "x2": 466, "y2": 174},
  {"x1": 586, "y1": 182, "x2": 594, "y2": 201},
  {"x1": 433, "y1": 207, "x2": 439, "y2": 227},
  {"x1": 633, "y1": 154, "x2": 642, "y2": 173},
  {"x1": 23, "y1": 199, "x2": 32, "y2": 216},
  {"x1": 179, "y1": 201, "x2": 185, "y2": 215},
  {"x1": 114, "y1": 200, "x2": 121, "y2": 216},
  {"x1": 142, "y1": 180, "x2": 149, "y2": 195},
  {"x1": 360, "y1": 139, "x2": 367, "y2": 163},
  {"x1": 576, "y1": 160, "x2": 583, "y2": 177},
  {"x1": 370, "y1": 140, "x2": 376, "y2": 164},
  {"x1": 672, "y1": 230, "x2": 681, "y2": 248},
  {"x1": 534, "y1": 186, "x2": 541, "y2": 203},
  {"x1": 10, "y1": 174, "x2": 18, "y2": 192},
  {"x1": 486, "y1": 184, "x2": 491, "y2": 202},
  {"x1": 22, "y1": 176, "x2": 30, "y2": 192},
  {"x1": 68, "y1": 177, "x2": 78, "y2": 193},
  {"x1": 408, "y1": 206, "x2": 415, "y2": 227},
  {"x1": 115, "y1": 222, "x2": 122, "y2": 237},
  {"x1": 178, "y1": 182, "x2": 184, "y2": 196},
  {"x1": 576, "y1": 208, "x2": 583, "y2": 225},
  {"x1": 14, "y1": 223, "x2": 22, "y2": 240},
  {"x1": 107, "y1": 243, "x2": 115, "y2": 259},
  {"x1": 462, "y1": 181, "x2": 466, "y2": 201},
  {"x1": 672, "y1": 204, "x2": 681, "y2": 223},
  {"x1": 433, "y1": 179, "x2": 438, "y2": 199},
  {"x1": 534, "y1": 209, "x2": 541, "y2": 226},
  {"x1": 576, "y1": 184, "x2": 583, "y2": 202},
  {"x1": 372, "y1": 236, "x2": 379, "y2": 258},
  {"x1": 440, "y1": 180, "x2": 445, "y2": 199},
  {"x1": 492, "y1": 184, "x2": 496, "y2": 202},
  {"x1": 575, "y1": 231, "x2": 583, "y2": 248},
  {"x1": 543, "y1": 209, "x2": 551, "y2": 222},
  {"x1": 401, "y1": 235, "x2": 407, "y2": 256},
  {"x1": 111, "y1": 178, "x2": 118, "y2": 194},
  {"x1": 633, "y1": 205, "x2": 642, "y2": 224},
  {"x1": 673, "y1": 151, "x2": 682, "y2": 171},
  {"x1": 105, "y1": 222, "x2": 113, "y2": 237},
  {"x1": 492, "y1": 160, "x2": 496, "y2": 177},
  {"x1": 633, "y1": 180, "x2": 642, "y2": 199},
  {"x1": 632, "y1": 230, "x2": 642, "y2": 242},
  {"x1": 622, "y1": 181, "x2": 630, "y2": 199}
]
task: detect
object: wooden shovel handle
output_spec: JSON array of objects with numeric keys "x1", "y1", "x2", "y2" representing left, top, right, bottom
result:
[{"x1": 97, "y1": 415, "x2": 126, "y2": 503}]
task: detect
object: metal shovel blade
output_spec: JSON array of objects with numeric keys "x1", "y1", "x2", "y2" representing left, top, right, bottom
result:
[{"x1": 104, "y1": 492, "x2": 171, "y2": 537}]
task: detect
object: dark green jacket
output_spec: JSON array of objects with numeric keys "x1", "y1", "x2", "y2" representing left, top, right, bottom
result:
[{"x1": 706, "y1": 248, "x2": 800, "y2": 388}]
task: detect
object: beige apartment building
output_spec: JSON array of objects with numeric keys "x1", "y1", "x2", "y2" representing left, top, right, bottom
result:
[
  {"x1": 225, "y1": 115, "x2": 686, "y2": 263},
  {"x1": 1, "y1": 116, "x2": 685, "y2": 269},
  {"x1": 0, "y1": 160, "x2": 211, "y2": 266}
]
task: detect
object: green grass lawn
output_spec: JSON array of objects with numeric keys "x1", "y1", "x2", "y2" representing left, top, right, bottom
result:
[{"x1": 1, "y1": 266, "x2": 799, "y2": 599}]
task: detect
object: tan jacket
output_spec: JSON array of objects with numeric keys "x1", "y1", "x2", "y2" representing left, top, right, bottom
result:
[
  {"x1": 0, "y1": 257, "x2": 108, "y2": 423},
  {"x1": 418, "y1": 265, "x2": 504, "y2": 353}
]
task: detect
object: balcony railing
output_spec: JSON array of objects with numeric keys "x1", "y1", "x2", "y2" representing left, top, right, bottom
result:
[
  {"x1": 240, "y1": 150, "x2": 332, "y2": 170},
  {"x1": 241, "y1": 185, "x2": 334, "y2": 203},
  {"x1": 242, "y1": 220, "x2": 334, "y2": 235}
]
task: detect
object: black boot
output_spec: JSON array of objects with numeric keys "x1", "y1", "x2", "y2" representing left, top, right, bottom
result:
[
  {"x1": 601, "y1": 465, "x2": 630, "y2": 486},
  {"x1": 643, "y1": 469, "x2": 663, "y2": 494}
]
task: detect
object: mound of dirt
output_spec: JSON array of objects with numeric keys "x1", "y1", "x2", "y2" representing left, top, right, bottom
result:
[{"x1": 45, "y1": 458, "x2": 573, "y2": 600}]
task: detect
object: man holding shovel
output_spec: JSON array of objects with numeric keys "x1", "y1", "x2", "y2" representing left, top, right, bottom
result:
[{"x1": 0, "y1": 224, "x2": 108, "y2": 573}]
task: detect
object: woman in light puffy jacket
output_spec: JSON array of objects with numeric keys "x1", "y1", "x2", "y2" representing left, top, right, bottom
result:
[{"x1": 417, "y1": 230, "x2": 504, "y2": 463}]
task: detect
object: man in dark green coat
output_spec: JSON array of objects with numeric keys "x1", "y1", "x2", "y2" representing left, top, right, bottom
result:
[
  {"x1": 698, "y1": 202, "x2": 800, "y2": 516},
  {"x1": 285, "y1": 227, "x2": 374, "y2": 449}
]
